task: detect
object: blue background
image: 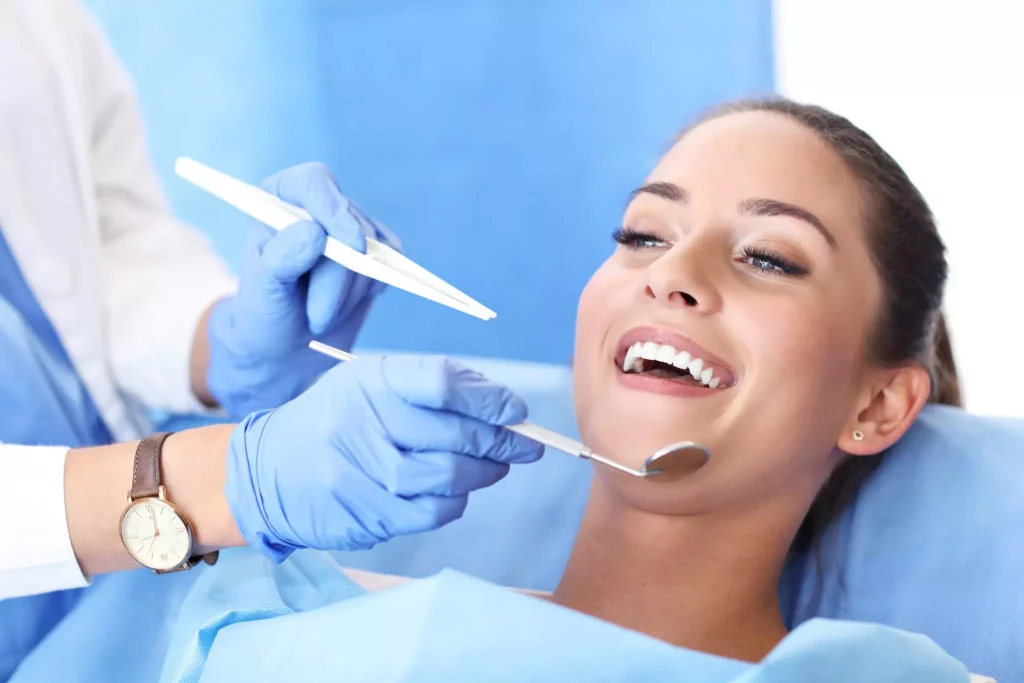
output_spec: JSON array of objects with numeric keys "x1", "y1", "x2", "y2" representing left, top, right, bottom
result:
[{"x1": 84, "y1": 0, "x2": 774, "y2": 364}]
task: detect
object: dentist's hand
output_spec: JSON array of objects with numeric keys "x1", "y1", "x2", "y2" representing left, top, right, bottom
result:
[
  {"x1": 206, "y1": 162, "x2": 401, "y2": 418},
  {"x1": 225, "y1": 355, "x2": 544, "y2": 561}
]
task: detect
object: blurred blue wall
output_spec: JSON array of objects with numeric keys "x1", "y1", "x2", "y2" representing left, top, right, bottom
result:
[{"x1": 84, "y1": 0, "x2": 773, "y2": 364}]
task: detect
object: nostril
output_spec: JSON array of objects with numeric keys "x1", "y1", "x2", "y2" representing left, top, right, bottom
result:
[{"x1": 646, "y1": 285, "x2": 699, "y2": 307}]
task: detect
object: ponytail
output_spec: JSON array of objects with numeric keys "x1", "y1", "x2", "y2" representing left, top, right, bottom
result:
[{"x1": 931, "y1": 313, "x2": 962, "y2": 407}]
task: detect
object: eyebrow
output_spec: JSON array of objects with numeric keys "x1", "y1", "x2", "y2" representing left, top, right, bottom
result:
[
  {"x1": 630, "y1": 182, "x2": 689, "y2": 204},
  {"x1": 738, "y1": 197, "x2": 837, "y2": 249},
  {"x1": 629, "y1": 181, "x2": 837, "y2": 250}
]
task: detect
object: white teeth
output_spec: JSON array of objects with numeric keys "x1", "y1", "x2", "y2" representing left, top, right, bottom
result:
[
  {"x1": 655, "y1": 344, "x2": 677, "y2": 364},
  {"x1": 623, "y1": 343, "x2": 641, "y2": 373},
  {"x1": 621, "y1": 339, "x2": 728, "y2": 389}
]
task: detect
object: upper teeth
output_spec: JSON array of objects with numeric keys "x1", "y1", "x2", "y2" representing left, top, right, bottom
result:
[{"x1": 622, "y1": 341, "x2": 723, "y2": 389}]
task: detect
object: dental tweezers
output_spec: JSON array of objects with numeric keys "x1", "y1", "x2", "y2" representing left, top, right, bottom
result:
[{"x1": 174, "y1": 157, "x2": 495, "y2": 321}]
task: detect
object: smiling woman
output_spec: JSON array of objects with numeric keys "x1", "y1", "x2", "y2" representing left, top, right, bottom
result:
[
  {"x1": 154, "y1": 97, "x2": 966, "y2": 679},
  {"x1": 564, "y1": 97, "x2": 956, "y2": 661}
]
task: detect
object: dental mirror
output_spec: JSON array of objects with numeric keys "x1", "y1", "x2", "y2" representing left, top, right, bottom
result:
[
  {"x1": 308, "y1": 340, "x2": 711, "y2": 481},
  {"x1": 505, "y1": 423, "x2": 709, "y2": 481},
  {"x1": 641, "y1": 440, "x2": 711, "y2": 481}
]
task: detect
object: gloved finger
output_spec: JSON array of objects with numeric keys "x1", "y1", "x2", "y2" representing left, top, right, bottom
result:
[
  {"x1": 397, "y1": 494, "x2": 469, "y2": 535},
  {"x1": 306, "y1": 257, "x2": 355, "y2": 334},
  {"x1": 385, "y1": 407, "x2": 543, "y2": 464},
  {"x1": 258, "y1": 221, "x2": 328, "y2": 284},
  {"x1": 380, "y1": 355, "x2": 529, "y2": 425},
  {"x1": 348, "y1": 199, "x2": 402, "y2": 252},
  {"x1": 260, "y1": 162, "x2": 367, "y2": 254},
  {"x1": 387, "y1": 451, "x2": 510, "y2": 497}
]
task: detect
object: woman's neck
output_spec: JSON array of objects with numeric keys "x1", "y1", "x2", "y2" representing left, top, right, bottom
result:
[{"x1": 551, "y1": 480, "x2": 804, "y2": 662}]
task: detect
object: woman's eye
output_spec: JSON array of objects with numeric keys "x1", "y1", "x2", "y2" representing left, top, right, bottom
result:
[
  {"x1": 612, "y1": 227, "x2": 667, "y2": 249},
  {"x1": 741, "y1": 247, "x2": 807, "y2": 277}
]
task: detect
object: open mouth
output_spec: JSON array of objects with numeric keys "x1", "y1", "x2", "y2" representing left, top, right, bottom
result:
[{"x1": 615, "y1": 334, "x2": 737, "y2": 390}]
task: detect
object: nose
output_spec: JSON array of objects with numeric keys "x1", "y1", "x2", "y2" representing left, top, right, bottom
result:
[{"x1": 643, "y1": 238, "x2": 722, "y2": 313}]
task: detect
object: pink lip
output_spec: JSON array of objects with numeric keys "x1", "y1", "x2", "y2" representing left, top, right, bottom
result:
[{"x1": 614, "y1": 326, "x2": 739, "y2": 390}]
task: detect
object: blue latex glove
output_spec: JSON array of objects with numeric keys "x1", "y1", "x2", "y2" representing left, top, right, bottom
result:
[
  {"x1": 206, "y1": 162, "x2": 401, "y2": 418},
  {"x1": 225, "y1": 355, "x2": 544, "y2": 561}
]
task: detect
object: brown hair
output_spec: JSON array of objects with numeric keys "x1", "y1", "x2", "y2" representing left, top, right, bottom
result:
[{"x1": 685, "y1": 99, "x2": 959, "y2": 554}]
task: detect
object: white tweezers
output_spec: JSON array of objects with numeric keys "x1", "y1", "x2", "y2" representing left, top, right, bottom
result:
[{"x1": 174, "y1": 157, "x2": 495, "y2": 321}]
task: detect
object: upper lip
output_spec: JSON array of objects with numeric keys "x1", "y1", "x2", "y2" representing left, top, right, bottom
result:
[{"x1": 615, "y1": 326, "x2": 739, "y2": 387}]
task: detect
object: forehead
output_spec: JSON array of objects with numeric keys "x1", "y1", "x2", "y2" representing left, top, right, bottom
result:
[{"x1": 645, "y1": 111, "x2": 867, "y2": 230}]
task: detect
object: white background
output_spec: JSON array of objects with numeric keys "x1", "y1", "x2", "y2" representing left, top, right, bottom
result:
[{"x1": 773, "y1": 0, "x2": 1024, "y2": 416}]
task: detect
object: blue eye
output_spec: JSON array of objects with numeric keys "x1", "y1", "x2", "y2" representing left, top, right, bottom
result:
[
  {"x1": 741, "y1": 247, "x2": 807, "y2": 276},
  {"x1": 613, "y1": 227, "x2": 666, "y2": 249}
]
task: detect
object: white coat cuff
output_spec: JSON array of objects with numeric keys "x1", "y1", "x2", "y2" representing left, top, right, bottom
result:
[{"x1": 0, "y1": 445, "x2": 90, "y2": 599}]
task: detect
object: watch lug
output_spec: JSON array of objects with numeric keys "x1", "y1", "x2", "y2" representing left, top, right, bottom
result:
[
  {"x1": 157, "y1": 486, "x2": 167, "y2": 500},
  {"x1": 126, "y1": 490, "x2": 132, "y2": 504}
]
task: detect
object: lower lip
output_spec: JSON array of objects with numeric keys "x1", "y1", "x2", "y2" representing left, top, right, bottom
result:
[{"x1": 615, "y1": 365, "x2": 723, "y2": 398}]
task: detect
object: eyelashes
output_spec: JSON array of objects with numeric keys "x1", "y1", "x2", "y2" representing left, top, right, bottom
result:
[
  {"x1": 739, "y1": 246, "x2": 807, "y2": 276},
  {"x1": 612, "y1": 227, "x2": 665, "y2": 249},
  {"x1": 612, "y1": 227, "x2": 809, "y2": 278}
]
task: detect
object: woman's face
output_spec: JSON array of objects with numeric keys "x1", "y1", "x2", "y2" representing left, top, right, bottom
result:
[{"x1": 574, "y1": 111, "x2": 885, "y2": 512}]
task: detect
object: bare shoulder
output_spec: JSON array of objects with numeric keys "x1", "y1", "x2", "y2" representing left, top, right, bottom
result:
[
  {"x1": 342, "y1": 568, "x2": 414, "y2": 592},
  {"x1": 341, "y1": 568, "x2": 550, "y2": 598}
]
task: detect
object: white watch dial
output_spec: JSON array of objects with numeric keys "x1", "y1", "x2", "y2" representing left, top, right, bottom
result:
[{"x1": 121, "y1": 499, "x2": 192, "y2": 571}]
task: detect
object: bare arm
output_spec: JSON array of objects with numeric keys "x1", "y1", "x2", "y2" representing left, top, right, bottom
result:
[{"x1": 64, "y1": 425, "x2": 244, "y2": 577}]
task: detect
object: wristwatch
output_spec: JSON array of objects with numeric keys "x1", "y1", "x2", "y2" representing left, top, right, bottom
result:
[{"x1": 118, "y1": 432, "x2": 217, "y2": 573}]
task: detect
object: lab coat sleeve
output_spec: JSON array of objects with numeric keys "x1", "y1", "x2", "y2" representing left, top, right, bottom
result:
[
  {"x1": 77, "y1": 8, "x2": 239, "y2": 414},
  {"x1": 0, "y1": 445, "x2": 88, "y2": 599}
]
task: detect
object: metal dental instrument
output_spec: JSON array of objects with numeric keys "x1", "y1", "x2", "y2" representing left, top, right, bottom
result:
[
  {"x1": 174, "y1": 157, "x2": 496, "y2": 321},
  {"x1": 307, "y1": 340, "x2": 710, "y2": 480}
]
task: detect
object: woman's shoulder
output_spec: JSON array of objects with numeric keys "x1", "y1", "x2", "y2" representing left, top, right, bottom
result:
[
  {"x1": 340, "y1": 567, "x2": 550, "y2": 597},
  {"x1": 341, "y1": 567, "x2": 414, "y2": 592}
]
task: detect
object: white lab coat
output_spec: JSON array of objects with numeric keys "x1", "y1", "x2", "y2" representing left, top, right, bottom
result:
[{"x1": 0, "y1": 0, "x2": 238, "y2": 598}]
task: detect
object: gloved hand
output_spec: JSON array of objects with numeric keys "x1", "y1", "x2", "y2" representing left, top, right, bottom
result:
[
  {"x1": 225, "y1": 355, "x2": 544, "y2": 561},
  {"x1": 206, "y1": 162, "x2": 401, "y2": 418}
]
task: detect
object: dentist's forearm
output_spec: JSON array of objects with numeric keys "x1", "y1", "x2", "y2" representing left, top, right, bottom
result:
[
  {"x1": 64, "y1": 425, "x2": 244, "y2": 577},
  {"x1": 189, "y1": 302, "x2": 219, "y2": 408}
]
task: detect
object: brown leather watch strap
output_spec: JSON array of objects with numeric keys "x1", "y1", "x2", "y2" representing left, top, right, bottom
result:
[{"x1": 130, "y1": 432, "x2": 172, "y2": 500}]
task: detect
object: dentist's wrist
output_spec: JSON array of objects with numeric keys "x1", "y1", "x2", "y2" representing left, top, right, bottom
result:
[
  {"x1": 161, "y1": 425, "x2": 246, "y2": 555},
  {"x1": 190, "y1": 300, "x2": 225, "y2": 409},
  {"x1": 65, "y1": 424, "x2": 245, "y2": 578}
]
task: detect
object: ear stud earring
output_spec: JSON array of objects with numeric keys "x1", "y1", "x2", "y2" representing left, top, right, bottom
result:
[{"x1": 852, "y1": 430, "x2": 865, "y2": 442}]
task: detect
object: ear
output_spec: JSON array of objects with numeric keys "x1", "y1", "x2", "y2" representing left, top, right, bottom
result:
[{"x1": 837, "y1": 363, "x2": 932, "y2": 456}]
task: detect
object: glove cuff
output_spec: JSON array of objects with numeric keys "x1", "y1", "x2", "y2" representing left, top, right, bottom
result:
[{"x1": 225, "y1": 410, "x2": 300, "y2": 563}]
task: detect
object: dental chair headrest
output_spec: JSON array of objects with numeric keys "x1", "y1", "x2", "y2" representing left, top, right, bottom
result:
[{"x1": 782, "y1": 404, "x2": 1024, "y2": 683}]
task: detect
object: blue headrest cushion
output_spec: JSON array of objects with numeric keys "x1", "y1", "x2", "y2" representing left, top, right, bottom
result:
[{"x1": 783, "y1": 404, "x2": 1024, "y2": 682}]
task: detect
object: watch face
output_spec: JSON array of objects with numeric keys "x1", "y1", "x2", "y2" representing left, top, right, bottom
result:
[{"x1": 120, "y1": 499, "x2": 193, "y2": 571}]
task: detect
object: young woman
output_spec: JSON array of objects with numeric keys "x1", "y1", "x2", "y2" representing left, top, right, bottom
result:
[
  {"x1": 192, "y1": 97, "x2": 960, "y2": 672},
  {"x1": 556, "y1": 98, "x2": 955, "y2": 661}
]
